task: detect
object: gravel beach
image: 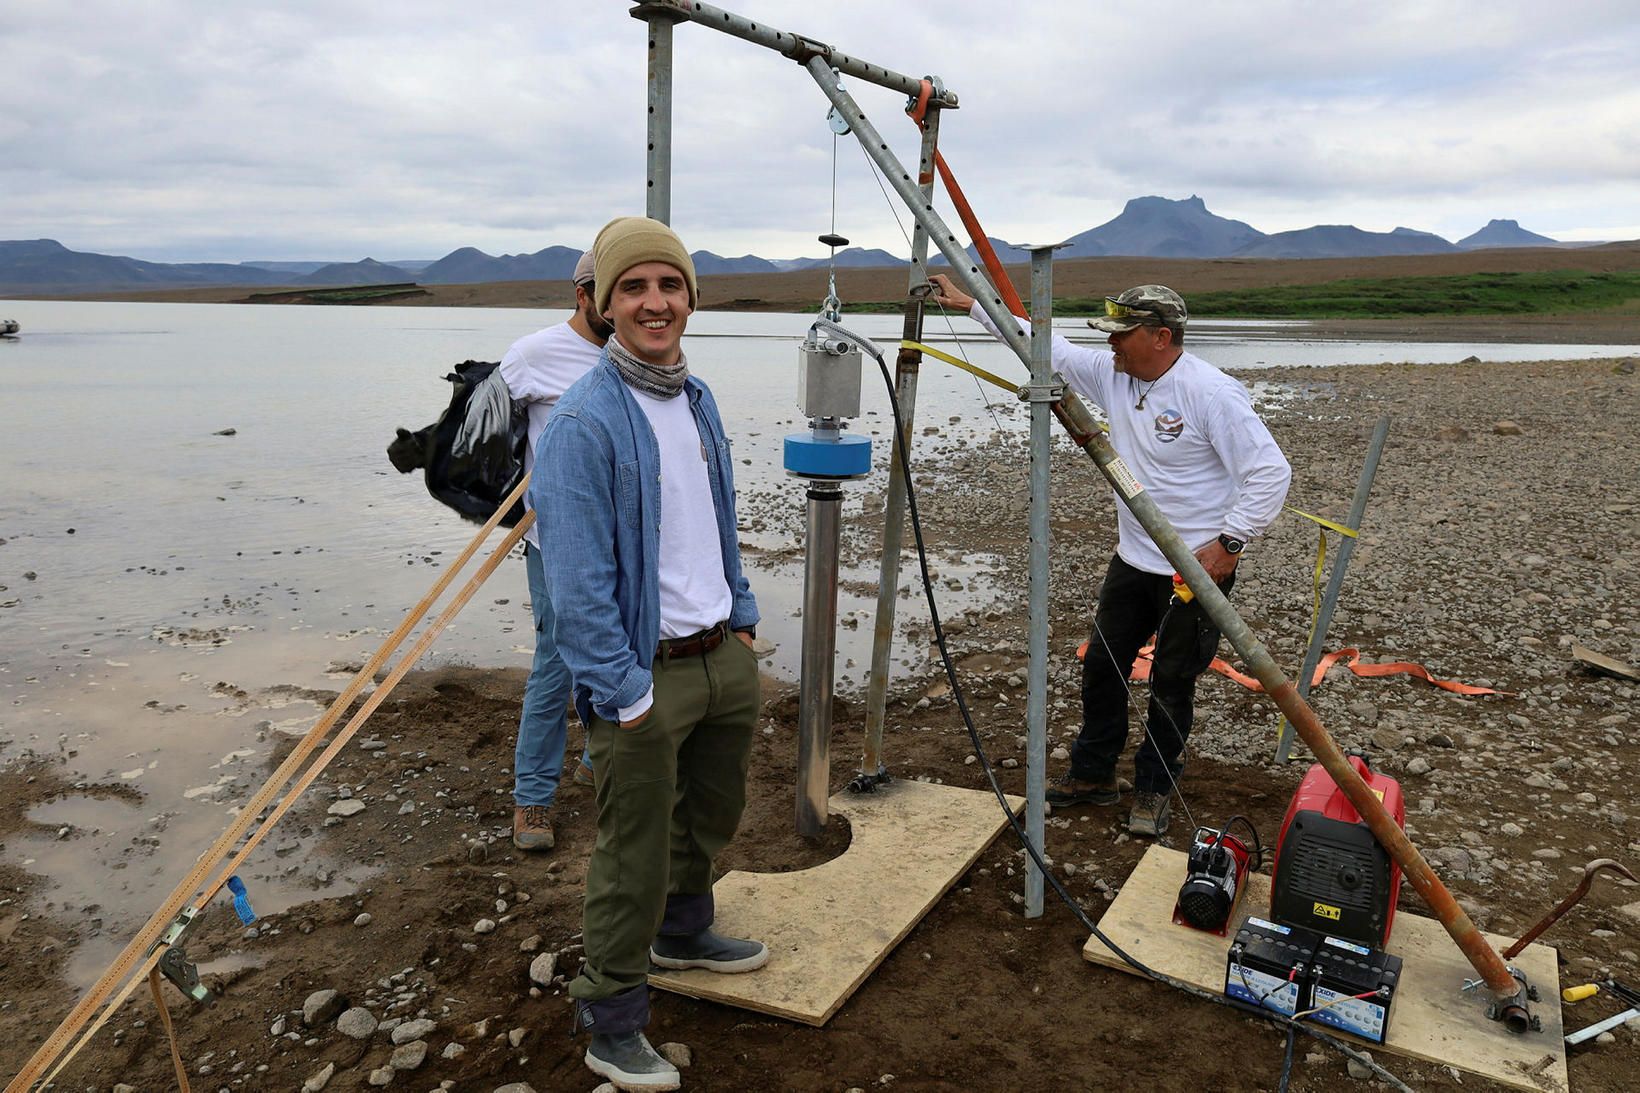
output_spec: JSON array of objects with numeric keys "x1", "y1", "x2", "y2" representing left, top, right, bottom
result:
[{"x1": 2, "y1": 354, "x2": 1637, "y2": 1092}]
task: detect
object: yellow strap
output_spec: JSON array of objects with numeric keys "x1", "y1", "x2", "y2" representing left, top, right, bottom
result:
[
  {"x1": 1284, "y1": 504, "x2": 1358, "y2": 539},
  {"x1": 900, "y1": 339, "x2": 1017, "y2": 392},
  {"x1": 1280, "y1": 507, "x2": 1357, "y2": 647},
  {"x1": 1306, "y1": 525, "x2": 1328, "y2": 644}
]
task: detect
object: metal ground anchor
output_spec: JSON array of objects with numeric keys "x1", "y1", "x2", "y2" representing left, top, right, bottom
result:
[{"x1": 847, "y1": 766, "x2": 892, "y2": 793}]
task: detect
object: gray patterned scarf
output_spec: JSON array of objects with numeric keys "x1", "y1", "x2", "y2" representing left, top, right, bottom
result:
[{"x1": 608, "y1": 336, "x2": 689, "y2": 400}]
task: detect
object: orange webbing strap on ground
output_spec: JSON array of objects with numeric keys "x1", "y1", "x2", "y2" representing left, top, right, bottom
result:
[
  {"x1": 1308, "y1": 647, "x2": 1509, "y2": 696},
  {"x1": 147, "y1": 968, "x2": 191, "y2": 1093},
  {"x1": 1075, "y1": 639, "x2": 1507, "y2": 696},
  {"x1": 907, "y1": 79, "x2": 1027, "y2": 320},
  {"x1": 7, "y1": 481, "x2": 532, "y2": 1093}
]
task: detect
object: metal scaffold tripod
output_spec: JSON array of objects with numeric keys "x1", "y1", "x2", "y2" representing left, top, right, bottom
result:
[{"x1": 627, "y1": 0, "x2": 1530, "y2": 1019}]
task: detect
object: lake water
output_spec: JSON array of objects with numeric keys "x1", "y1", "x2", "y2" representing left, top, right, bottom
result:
[{"x1": 1, "y1": 298, "x2": 1633, "y2": 983}]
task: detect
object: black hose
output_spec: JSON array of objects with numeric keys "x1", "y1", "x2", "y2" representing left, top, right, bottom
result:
[{"x1": 858, "y1": 337, "x2": 1413, "y2": 1093}]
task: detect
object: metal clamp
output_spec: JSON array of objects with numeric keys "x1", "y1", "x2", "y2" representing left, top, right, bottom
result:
[
  {"x1": 1018, "y1": 374, "x2": 1068, "y2": 404},
  {"x1": 151, "y1": 906, "x2": 217, "y2": 1007},
  {"x1": 1482, "y1": 966, "x2": 1542, "y2": 1034},
  {"x1": 847, "y1": 765, "x2": 892, "y2": 794}
]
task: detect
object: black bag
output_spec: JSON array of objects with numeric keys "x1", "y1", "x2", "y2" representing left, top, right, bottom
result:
[{"x1": 388, "y1": 360, "x2": 528, "y2": 526}]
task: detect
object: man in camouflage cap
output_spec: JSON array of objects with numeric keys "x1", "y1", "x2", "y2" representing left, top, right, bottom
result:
[{"x1": 929, "y1": 274, "x2": 1290, "y2": 836}]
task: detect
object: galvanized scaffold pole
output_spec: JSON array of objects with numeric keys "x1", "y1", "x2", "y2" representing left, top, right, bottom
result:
[
  {"x1": 1022, "y1": 244, "x2": 1066, "y2": 917},
  {"x1": 799, "y1": 52, "x2": 1525, "y2": 1009},
  {"x1": 642, "y1": 6, "x2": 684, "y2": 222},
  {"x1": 858, "y1": 101, "x2": 943, "y2": 789}
]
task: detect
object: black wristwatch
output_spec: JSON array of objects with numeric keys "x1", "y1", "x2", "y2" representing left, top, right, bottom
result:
[
  {"x1": 1217, "y1": 534, "x2": 1246, "y2": 555},
  {"x1": 733, "y1": 626, "x2": 757, "y2": 639}
]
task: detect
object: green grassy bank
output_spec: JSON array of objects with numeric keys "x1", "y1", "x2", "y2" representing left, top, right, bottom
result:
[
  {"x1": 1171, "y1": 269, "x2": 1640, "y2": 319},
  {"x1": 852, "y1": 269, "x2": 1640, "y2": 319}
]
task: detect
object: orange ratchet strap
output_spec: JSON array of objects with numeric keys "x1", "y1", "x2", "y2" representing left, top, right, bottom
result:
[
  {"x1": 1075, "y1": 639, "x2": 1508, "y2": 696},
  {"x1": 908, "y1": 79, "x2": 1027, "y2": 319}
]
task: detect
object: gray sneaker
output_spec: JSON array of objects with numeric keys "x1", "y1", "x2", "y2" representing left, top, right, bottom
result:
[
  {"x1": 1127, "y1": 791, "x2": 1171, "y2": 836},
  {"x1": 585, "y1": 1030, "x2": 680, "y2": 1090},
  {"x1": 650, "y1": 928, "x2": 769, "y2": 973}
]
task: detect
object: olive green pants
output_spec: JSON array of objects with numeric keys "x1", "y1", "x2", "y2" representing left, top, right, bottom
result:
[{"x1": 569, "y1": 635, "x2": 759, "y2": 1013}]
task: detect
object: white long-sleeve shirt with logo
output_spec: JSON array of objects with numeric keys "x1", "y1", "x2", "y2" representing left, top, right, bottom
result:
[{"x1": 970, "y1": 302, "x2": 1291, "y2": 575}]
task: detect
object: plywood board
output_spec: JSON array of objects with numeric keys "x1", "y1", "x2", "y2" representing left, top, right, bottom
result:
[
  {"x1": 649, "y1": 780, "x2": 1022, "y2": 1026},
  {"x1": 1572, "y1": 643, "x2": 1640, "y2": 681},
  {"x1": 1083, "y1": 846, "x2": 1567, "y2": 1093}
]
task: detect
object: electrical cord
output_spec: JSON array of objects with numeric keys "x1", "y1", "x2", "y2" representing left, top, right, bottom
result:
[{"x1": 821, "y1": 319, "x2": 1414, "y2": 1093}]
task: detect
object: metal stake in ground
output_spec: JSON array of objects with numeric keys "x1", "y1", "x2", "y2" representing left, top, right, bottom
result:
[{"x1": 1275, "y1": 414, "x2": 1390, "y2": 761}]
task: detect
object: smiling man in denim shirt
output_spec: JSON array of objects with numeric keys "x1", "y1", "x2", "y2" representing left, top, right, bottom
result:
[{"x1": 537, "y1": 216, "x2": 764, "y2": 1091}]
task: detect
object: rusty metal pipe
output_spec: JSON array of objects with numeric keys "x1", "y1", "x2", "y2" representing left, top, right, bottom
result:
[
  {"x1": 1503, "y1": 858, "x2": 1636, "y2": 960},
  {"x1": 1051, "y1": 392, "x2": 1522, "y2": 1002}
]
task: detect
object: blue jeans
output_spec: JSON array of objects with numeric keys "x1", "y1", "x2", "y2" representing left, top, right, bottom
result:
[{"x1": 516, "y1": 543, "x2": 581, "y2": 807}]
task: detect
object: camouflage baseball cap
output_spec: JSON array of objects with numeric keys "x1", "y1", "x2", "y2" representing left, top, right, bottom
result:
[{"x1": 1086, "y1": 284, "x2": 1188, "y2": 334}]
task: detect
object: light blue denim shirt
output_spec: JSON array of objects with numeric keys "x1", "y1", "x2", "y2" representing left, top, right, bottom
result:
[{"x1": 535, "y1": 356, "x2": 758, "y2": 726}]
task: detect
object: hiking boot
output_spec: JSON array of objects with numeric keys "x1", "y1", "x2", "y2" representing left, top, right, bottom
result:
[
  {"x1": 584, "y1": 1030, "x2": 681, "y2": 1091},
  {"x1": 1127, "y1": 791, "x2": 1171, "y2": 836},
  {"x1": 649, "y1": 928, "x2": 769, "y2": 974},
  {"x1": 572, "y1": 759, "x2": 596, "y2": 787},
  {"x1": 1046, "y1": 773, "x2": 1121, "y2": 808},
  {"x1": 511, "y1": 804, "x2": 554, "y2": 851}
]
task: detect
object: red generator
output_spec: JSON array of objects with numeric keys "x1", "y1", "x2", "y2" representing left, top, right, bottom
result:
[{"x1": 1269, "y1": 756, "x2": 1406, "y2": 948}]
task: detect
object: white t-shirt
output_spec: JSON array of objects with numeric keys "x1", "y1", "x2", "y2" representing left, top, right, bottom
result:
[
  {"x1": 618, "y1": 387, "x2": 734, "y2": 721},
  {"x1": 499, "y1": 321, "x2": 605, "y2": 548},
  {"x1": 972, "y1": 304, "x2": 1291, "y2": 575}
]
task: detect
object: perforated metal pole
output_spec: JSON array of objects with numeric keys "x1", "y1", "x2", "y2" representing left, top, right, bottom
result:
[
  {"x1": 1022, "y1": 245, "x2": 1063, "y2": 918},
  {"x1": 859, "y1": 104, "x2": 942, "y2": 788},
  {"x1": 631, "y1": 1, "x2": 960, "y2": 105},
  {"x1": 642, "y1": 8, "x2": 683, "y2": 222}
]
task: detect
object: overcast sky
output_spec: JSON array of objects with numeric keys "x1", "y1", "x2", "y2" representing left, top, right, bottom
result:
[{"x1": 7, "y1": 0, "x2": 1639, "y2": 263}]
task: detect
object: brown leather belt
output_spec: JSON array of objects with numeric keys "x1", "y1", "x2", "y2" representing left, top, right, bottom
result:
[{"x1": 657, "y1": 621, "x2": 729, "y2": 660}]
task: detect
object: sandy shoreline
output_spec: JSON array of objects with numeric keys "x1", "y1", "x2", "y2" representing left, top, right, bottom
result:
[{"x1": 2, "y1": 355, "x2": 1638, "y2": 1091}]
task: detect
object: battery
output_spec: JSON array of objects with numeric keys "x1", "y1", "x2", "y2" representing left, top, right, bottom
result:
[
  {"x1": 1307, "y1": 934, "x2": 1403, "y2": 1044},
  {"x1": 1225, "y1": 916, "x2": 1322, "y2": 1017}
]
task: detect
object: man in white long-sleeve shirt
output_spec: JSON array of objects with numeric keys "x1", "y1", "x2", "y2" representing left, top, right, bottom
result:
[
  {"x1": 499, "y1": 248, "x2": 608, "y2": 852},
  {"x1": 929, "y1": 274, "x2": 1291, "y2": 836}
]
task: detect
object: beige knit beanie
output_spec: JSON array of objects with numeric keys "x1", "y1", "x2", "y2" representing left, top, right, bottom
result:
[{"x1": 592, "y1": 216, "x2": 698, "y2": 316}]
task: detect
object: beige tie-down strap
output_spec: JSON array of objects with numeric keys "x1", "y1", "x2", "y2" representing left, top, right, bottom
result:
[{"x1": 7, "y1": 479, "x2": 532, "y2": 1092}]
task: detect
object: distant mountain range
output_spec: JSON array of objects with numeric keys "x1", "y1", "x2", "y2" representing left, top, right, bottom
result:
[{"x1": 0, "y1": 200, "x2": 1593, "y2": 292}]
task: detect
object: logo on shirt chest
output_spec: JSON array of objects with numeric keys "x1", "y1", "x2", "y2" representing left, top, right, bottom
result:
[{"x1": 1153, "y1": 408, "x2": 1185, "y2": 443}]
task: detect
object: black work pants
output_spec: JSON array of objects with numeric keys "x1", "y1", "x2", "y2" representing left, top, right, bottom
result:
[{"x1": 1072, "y1": 553, "x2": 1233, "y2": 794}]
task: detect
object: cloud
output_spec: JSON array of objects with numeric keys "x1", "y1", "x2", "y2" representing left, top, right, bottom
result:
[{"x1": 4, "y1": 0, "x2": 1637, "y2": 261}]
